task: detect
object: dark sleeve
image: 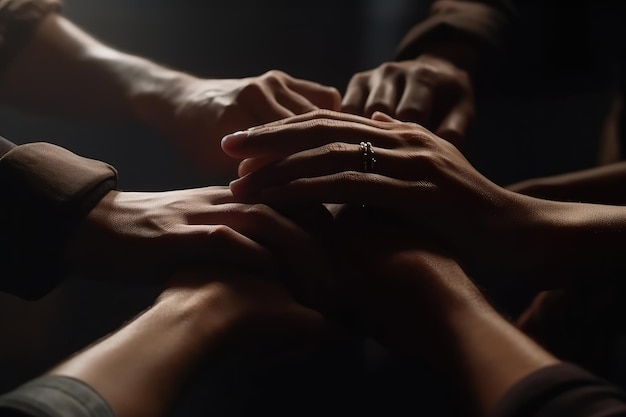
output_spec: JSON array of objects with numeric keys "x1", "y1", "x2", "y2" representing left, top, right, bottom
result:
[
  {"x1": 490, "y1": 363, "x2": 626, "y2": 417},
  {"x1": 0, "y1": 142, "x2": 117, "y2": 299},
  {"x1": 396, "y1": 0, "x2": 517, "y2": 61},
  {"x1": 0, "y1": 376, "x2": 115, "y2": 417},
  {"x1": 0, "y1": 0, "x2": 62, "y2": 72}
]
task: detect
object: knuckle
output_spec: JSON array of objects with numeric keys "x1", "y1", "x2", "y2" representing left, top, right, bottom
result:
[
  {"x1": 413, "y1": 66, "x2": 438, "y2": 84},
  {"x1": 321, "y1": 141, "x2": 351, "y2": 155},
  {"x1": 244, "y1": 203, "x2": 272, "y2": 218},
  {"x1": 337, "y1": 171, "x2": 364, "y2": 184},
  {"x1": 405, "y1": 150, "x2": 440, "y2": 173},
  {"x1": 301, "y1": 110, "x2": 340, "y2": 127},
  {"x1": 379, "y1": 62, "x2": 400, "y2": 77},
  {"x1": 239, "y1": 81, "x2": 265, "y2": 99},
  {"x1": 208, "y1": 225, "x2": 236, "y2": 243},
  {"x1": 351, "y1": 71, "x2": 371, "y2": 82},
  {"x1": 263, "y1": 69, "x2": 286, "y2": 80},
  {"x1": 326, "y1": 86, "x2": 342, "y2": 100}
]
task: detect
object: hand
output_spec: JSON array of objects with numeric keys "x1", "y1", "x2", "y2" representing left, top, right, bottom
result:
[
  {"x1": 65, "y1": 186, "x2": 333, "y2": 306},
  {"x1": 342, "y1": 55, "x2": 474, "y2": 146},
  {"x1": 222, "y1": 110, "x2": 534, "y2": 288},
  {"x1": 139, "y1": 70, "x2": 341, "y2": 179}
]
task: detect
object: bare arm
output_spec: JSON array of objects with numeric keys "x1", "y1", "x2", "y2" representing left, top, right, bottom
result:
[
  {"x1": 0, "y1": 13, "x2": 340, "y2": 178},
  {"x1": 43, "y1": 269, "x2": 325, "y2": 417},
  {"x1": 507, "y1": 161, "x2": 626, "y2": 205},
  {"x1": 0, "y1": 13, "x2": 171, "y2": 120}
]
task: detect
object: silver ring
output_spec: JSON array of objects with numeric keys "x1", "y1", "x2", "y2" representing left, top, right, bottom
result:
[{"x1": 359, "y1": 141, "x2": 376, "y2": 173}]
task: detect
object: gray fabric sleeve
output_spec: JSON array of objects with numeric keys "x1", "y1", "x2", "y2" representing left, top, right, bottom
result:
[{"x1": 0, "y1": 376, "x2": 115, "y2": 417}]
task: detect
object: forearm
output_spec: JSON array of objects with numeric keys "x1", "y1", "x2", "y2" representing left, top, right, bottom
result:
[
  {"x1": 395, "y1": 0, "x2": 516, "y2": 63},
  {"x1": 48, "y1": 289, "x2": 228, "y2": 417},
  {"x1": 434, "y1": 304, "x2": 557, "y2": 414},
  {"x1": 508, "y1": 194, "x2": 626, "y2": 290},
  {"x1": 0, "y1": 14, "x2": 188, "y2": 125},
  {"x1": 375, "y1": 250, "x2": 557, "y2": 415},
  {"x1": 507, "y1": 161, "x2": 626, "y2": 205}
]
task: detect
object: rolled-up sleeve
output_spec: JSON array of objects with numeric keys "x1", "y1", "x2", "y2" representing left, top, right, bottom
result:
[
  {"x1": 0, "y1": 376, "x2": 115, "y2": 417},
  {"x1": 0, "y1": 0, "x2": 62, "y2": 71},
  {"x1": 0, "y1": 142, "x2": 117, "y2": 299},
  {"x1": 396, "y1": 0, "x2": 516, "y2": 61},
  {"x1": 490, "y1": 363, "x2": 626, "y2": 417}
]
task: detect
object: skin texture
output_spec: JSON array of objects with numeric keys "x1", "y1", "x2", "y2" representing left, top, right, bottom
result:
[
  {"x1": 49, "y1": 268, "x2": 326, "y2": 417},
  {"x1": 343, "y1": 43, "x2": 476, "y2": 146},
  {"x1": 329, "y1": 209, "x2": 558, "y2": 415},
  {"x1": 507, "y1": 161, "x2": 626, "y2": 205},
  {"x1": 222, "y1": 110, "x2": 626, "y2": 294},
  {"x1": 65, "y1": 186, "x2": 333, "y2": 307},
  {"x1": 0, "y1": 14, "x2": 341, "y2": 179}
]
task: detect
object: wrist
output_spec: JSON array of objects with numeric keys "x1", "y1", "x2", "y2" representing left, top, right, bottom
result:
[
  {"x1": 127, "y1": 63, "x2": 194, "y2": 133},
  {"x1": 154, "y1": 280, "x2": 239, "y2": 353},
  {"x1": 363, "y1": 249, "x2": 492, "y2": 353}
]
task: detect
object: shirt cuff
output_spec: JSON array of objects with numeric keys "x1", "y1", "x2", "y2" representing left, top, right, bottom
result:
[
  {"x1": 0, "y1": 376, "x2": 115, "y2": 417},
  {"x1": 0, "y1": 142, "x2": 117, "y2": 299},
  {"x1": 395, "y1": 1, "x2": 514, "y2": 61},
  {"x1": 0, "y1": 136, "x2": 17, "y2": 157},
  {"x1": 490, "y1": 363, "x2": 626, "y2": 417}
]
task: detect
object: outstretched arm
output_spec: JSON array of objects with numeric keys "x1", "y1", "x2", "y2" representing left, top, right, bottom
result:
[
  {"x1": 331, "y1": 213, "x2": 626, "y2": 416},
  {"x1": 0, "y1": 269, "x2": 326, "y2": 417},
  {"x1": 507, "y1": 161, "x2": 626, "y2": 205},
  {"x1": 0, "y1": 12, "x2": 340, "y2": 178}
]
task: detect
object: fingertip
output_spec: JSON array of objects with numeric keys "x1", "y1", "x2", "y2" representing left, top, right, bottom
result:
[
  {"x1": 371, "y1": 111, "x2": 396, "y2": 122},
  {"x1": 221, "y1": 130, "x2": 249, "y2": 155},
  {"x1": 228, "y1": 177, "x2": 245, "y2": 195},
  {"x1": 330, "y1": 87, "x2": 343, "y2": 111},
  {"x1": 237, "y1": 160, "x2": 250, "y2": 177}
]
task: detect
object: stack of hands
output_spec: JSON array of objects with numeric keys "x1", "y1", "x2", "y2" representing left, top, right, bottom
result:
[
  {"x1": 8, "y1": 12, "x2": 626, "y2": 417},
  {"x1": 55, "y1": 109, "x2": 584, "y2": 417}
]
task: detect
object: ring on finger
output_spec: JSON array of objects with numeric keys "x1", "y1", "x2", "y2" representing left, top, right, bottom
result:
[{"x1": 359, "y1": 141, "x2": 376, "y2": 173}]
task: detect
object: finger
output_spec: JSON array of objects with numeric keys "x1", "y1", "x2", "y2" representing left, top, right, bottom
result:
[
  {"x1": 230, "y1": 144, "x2": 432, "y2": 199},
  {"x1": 275, "y1": 86, "x2": 319, "y2": 114},
  {"x1": 258, "y1": 173, "x2": 432, "y2": 217},
  {"x1": 371, "y1": 111, "x2": 396, "y2": 122},
  {"x1": 364, "y1": 77, "x2": 399, "y2": 118},
  {"x1": 285, "y1": 77, "x2": 342, "y2": 110},
  {"x1": 246, "y1": 109, "x2": 399, "y2": 133},
  {"x1": 204, "y1": 202, "x2": 333, "y2": 308},
  {"x1": 396, "y1": 81, "x2": 433, "y2": 125},
  {"x1": 342, "y1": 75, "x2": 369, "y2": 115},
  {"x1": 238, "y1": 155, "x2": 281, "y2": 177},
  {"x1": 435, "y1": 102, "x2": 474, "y2": 147},
  {"x1": 222, "y1": 116, "x2": 401, "y2": 159},
  {"x1": 242, "y1": 83, "x2": 296, "y2": 123},
  {"x1": 198, "y1": 186, "x2": 239, "y2": 205}
]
